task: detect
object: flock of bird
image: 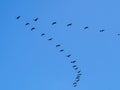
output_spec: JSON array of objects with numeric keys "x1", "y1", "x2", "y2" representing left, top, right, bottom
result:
[{"x1": 16, "y1": 15, "x2": 120, "y2": 87}]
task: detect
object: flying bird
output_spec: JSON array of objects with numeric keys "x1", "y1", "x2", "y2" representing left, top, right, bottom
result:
[
  {"x1": 25, "y1": 23, "x2": 30, "y2": 26},
  {"x1": 66, "y1": 54, "x2": 71, "y2": 57},
  {"x1": 31, "y1": 27, "x2": 35, "y2": 31},
  {"x1": 67, "y1": 23, "x2": 72, "y2": 27},
  {"x1": 48, "y1": 38, "x2": 53, "y2": 41},
  {"x1": 72, "y1": 65, "x2": 77, "y2": 68},
  {"x1": 56, "y1": 44, "x2": 61, "y2": 47},
  {"x1": 84, "y1": 26, "x2": 88, "y2": 29},
  {"x1": 33, "y1": 18, "x2": 39, "y2": 21},
  {"x1": 16, "y1": 16, "x2": 21, "y2": 19},
  {"x1": 77, "y1": 70, "x2": 81, "y2": 73},
  {"x1": 99, "y1": 29, "x2": 105, "y2": 32},
  {"x1": 52, "y1": 22, "x2": 57, "y2": 25},
  {"x1": 74, "y1": 67, "x2": 78, "y2": 70},
  {"x1": 41, "y1": 33, "x2": 45, "y2": 36},
  {"x1": 71, "y1": 60, "x2": 76, "y2": 63},
  {"x1": 59, "y1": 49, "x2": 64, "y2": 52},
  {"x1": 73, "y1": 85, "x2": 77, "y2": 87}
]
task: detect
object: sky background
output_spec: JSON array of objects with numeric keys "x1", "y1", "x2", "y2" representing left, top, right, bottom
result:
[{"x1": 0, "y1": 0, "x2": 120, "y2": 90}]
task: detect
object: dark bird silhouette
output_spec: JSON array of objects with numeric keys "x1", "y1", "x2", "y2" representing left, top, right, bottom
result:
[
  {"x1": 48, "y1": 38, "x2": 53, "y2": 41},
  {"x1": 77, "y1": 70, "x2": 81, "y2": 73},
  {"x1": 25, "y1": 23, "x2": 30, "y2": 26},
  {"x1": 77, "y1": 73, "x2": 82, "y2": 76},
  {"x1": 73, "y1": 82, "x2": 77, "y2": 85},
  {"x1": 74, "y1": 67, "x2": 78, "y2": 70},
  {"x1": 16, "y1": 16, "x2": 21, "y2": 19},
  {"x1": 33, "y1": 18, "x2": 39, "y2": 21},
  {"x1": 56, "y1": 44, "x2": 61, "y2": 47},
  {"x1": 59, "y1": 49, "x2": 64, "y2": 52},
  {"x1": 52, "y1": 22, "x2": 57, "y2": 25},
  {"x1": 73, "y1": 85, "x2": 77, "y2": 87},
  {"x1": 31, "y1": 27, "x2": 35, "y2": 31},
  {"x1": 76, "y1": 79, "x2": 80, "y2": 82},
  {"x1": 67, "y1": 23, "x2": 72, "y2": 26},
  {"x1": 99, "y1": 29, "x2": 105, "y2": 32},
  {"x1": 41, "y1": 33, "x2": 45, "y2": 36},
  {"x1": 66, "y1": 54, "x2": 71, "y2": 57},
  {"x1": 71, "y1": 60, "x2": 76, "y2": 63},
  {"x1": 84, "y1": 26, "x2": 88, "y2": 29},
  {"x1": 72, "y1": 65, "x2": 77, "y2": 68}
]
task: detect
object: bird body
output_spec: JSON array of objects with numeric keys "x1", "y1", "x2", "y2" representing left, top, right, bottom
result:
[
  {"x1": 56, "y1": 44, "x2": 61, "y2": 47},
  {"x1": 31, "y1": 27, "x2": 35, "y2": 31},
  {"x1": 67, "y1": 23, "x2": 72, "y2": 26},
  {"x1": 84, "y1": 26, "x2": 88, "y2": 29},
  {"x1": 33, "y1": 18, "x2": 39, "y2": 21},
  {"x1": 100, "y1": 29, "x2": 105, "y2": 32},
  {"x1": 41, "y1": 33, "x2": 45, "y2": 36},
  {"x1": 52, "y1": 22, "x2": 57, "y2": 25},
  {"x1": 48, "y1": 38, "x2": 53, "y2": 41},
  {"x1": 16, "y1": 16, "x2": 21, "y2": 19},
  {"x1": 25, "y1": 23, "x2": 30, "y2": 26}
]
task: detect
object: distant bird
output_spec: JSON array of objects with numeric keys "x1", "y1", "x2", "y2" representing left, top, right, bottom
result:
[
  {"x1": 56, "y1": 44, "x2": 61, "y2": 47},
  {"x1": 59, "y1": 49, "x2": 64, "y2": 52},
  {"x1": 72, "y1": 65, "x2": 77, "y2": 68},
  {"x1": 16, "y1": 16, "x2": 21, "y2": 19},
  {"x1": 77, "y1": 73, "x2": 82, "y2": 76},
  {"x1": 48, "y1": 38, "x2": 53, "y2": 41},
  {"x1": 73, "y1": 82, "x2": 77, "y2": 85},
  {"x1": 77, "y1": 70, "x2": 81, "y2": 73},
  {"x1": 66, "y1": 54, "x2": 71, "y2": 57},
  {"x1": 99, "y1": 29, "x2": 105, "y2": 32},
  {"x1": 25, "y1": 23, "x2": 30, "y2": 26},
  {"x1": 33, "y1": 18, "x2": 39, "y2": 21},
  {"x1": 76, "y1": 79, "x2": 80, "y2": 82},
  {"x1": 52, "y1": 22, "x2": 57, "y2": 25},
  {"x1": 84, "y1": 26, "x2": 88, "y2": 29},
  {"x1": 74, "y1": 67, "x2": 78, "y2": 70},
  {"x1": 73, "y1": 85, "x2": 77, "y2": 87},
  {"x1": 41, "y1": 33, "x2": 45, "y2": 36},
  {"x1": 31, "y1": 27, "x2": 35, "y2": 31},
  {"x1": 71, "y1": 60, "x2": 76, "y2": 63},
  {"x1": 67, "y1": 23, "x2": 72, "y2": 27}
]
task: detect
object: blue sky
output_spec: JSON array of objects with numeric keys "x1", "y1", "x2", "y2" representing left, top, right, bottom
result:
[{"x1": 0, "y1": 0, "x2": 120, "y2": 90}]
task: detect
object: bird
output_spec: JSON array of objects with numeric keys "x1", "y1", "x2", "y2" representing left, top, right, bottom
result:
[
  {"x1": 52, "y1": 22, "x2": 57, "y2": 25},
  {"x1": 48, "y1": 38, "x2": 53, "y2": 41},
  {"x1": 99, "y1": 29, "x2": 105, "y2": 32},
  {"x1": 33, "y1": 18, "x2": 39, "y2": 21},
  {"x1": 66, "y1": 54, "x2": 71, "y2": 57},
  {"x1": 67, "y1": 23, "x2": 72, "y2": 26},
  {"x1": 16, "y1": 16, "x2": 21, "y2": 19},
  {"x1": 77, "y1": 73, "x2": 82, "y2": 76},
  {"x1": 31, "y1": 27, "x2": 35, "y2": 31},
  {"x1": 73, "y1": 82, "x2": 77, "y2": 85},
  {"x1": 77, "y1": 70, "x2": 81, "y2": 73},
  {"x1": 74, "y1": 67, "x2": 78, "y2": 70},
  {"x1": 56, "y1": 44, "x2": 61, "y2": 47},
  {"x1": 73, "y1": 85, "x2": 77, "y2": 87},
  {"x1": 84, "y1": 26, "x2": 88, "y2": 29},
  {"x1": 25, "y1": 23, "x2": 30, "y2": 26},
  {"x1": 41, "y1": 33, "x2": 45, "y2": 36},
  {"x1": 76, "y1": 79, "x2": 80, "y2": 82},
  {"x1": 72, "y1": 65, "x2": 77, "y2": 68},
  {"x1": 59, "y1": 49, "x2": 64, "y2": 52},
  {"x1": 71, "y1": 60, "x2": 76, "y2": 63}
]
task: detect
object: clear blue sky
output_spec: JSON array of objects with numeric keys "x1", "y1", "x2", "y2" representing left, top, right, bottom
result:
[{"x1": 0, "y1": 0, "x2": 120, "y2": 90}]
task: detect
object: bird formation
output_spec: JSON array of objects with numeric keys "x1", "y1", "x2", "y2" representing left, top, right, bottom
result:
[{"x1": 16, "y1": 15, "x2": 120, "y2": 87}]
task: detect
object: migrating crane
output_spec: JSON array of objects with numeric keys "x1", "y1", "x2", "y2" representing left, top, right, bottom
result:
[
  {"x1": 59, "y1": 49, "x2": 64, "y2": 52},
  {"x1": 84, "y1": 26, "x2": 88, "y2": 29},
  {"x1": 41, "y1": 33, "x2": 45, "y2": 36},
  {"x1": 99, "y1": 29, "x2": 105, "y2": 32},
  {"x1": 56, "y1": 44, "x2": 61, "y2": 47},
  {"x1": 25, "y1": 23, "x2": 30, "y2": 26}
]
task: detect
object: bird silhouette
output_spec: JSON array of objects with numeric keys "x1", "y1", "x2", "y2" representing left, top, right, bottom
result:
[
  {"x1": 56, "y1": 44, "x2": 61, "y2": 47},
  {"x1": 84, "y1": 26, "x2": 88, "y2": 29},
  {"x1": 33, "y1": 18, "x2": 39, "y2": 21},
  {"x1": 48, "y1": 38, "x2": 53, "y2": 41},
  {"x1": 59, "y1": 49, "x2": 64, "y2": 52},
  {"x1": 117, "y1": 33, "x2": 120, "y2": 36},
  {"x1": 72, "y1": 65, "x2": 77, "y2": 68},
  {"x1": 41, "y1": 33, "x2": 45, "y2": 36},
  {"x1": 99, "y1": 29, "x2": 105, "y2": 32},
  {"x1": 16, "y1": 16, "x2": 21, "y2": 19},
  {"x1": 74, "y1": 67, "x2": 78, "y2": 70},
  {"x1": 67, "y1": 23, "x2": 72, "y2": 26},
  {"x1": 31, "y1": 27, "x2": 35, "y2": 31},
  {"x1": 77, "y1": 70, "x2": 81, "y2": 73},
  {"x1": 25, "y1": 23, "x2": 30, "y2": 26},
  {"x1": 52, "y1": 22, "x2": 57, "y2": 25},
  {"x1": 71, "y1": 60, "x2": 76, "y2": 63},
  {"x1": 66, "y1": 54, "x2": 71, "y2": 57}
]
